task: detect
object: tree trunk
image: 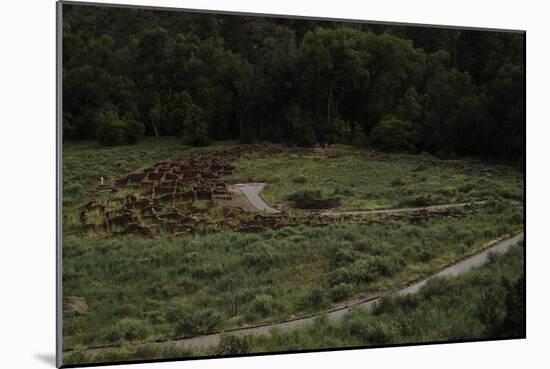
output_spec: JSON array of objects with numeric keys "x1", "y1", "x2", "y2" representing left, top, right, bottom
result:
[
  {"x1": 151, "y1": 119, "x2": 159, "y2": 137},
  {"x1": 327, "y1": 86, "x2": 333, "y2": 127}
]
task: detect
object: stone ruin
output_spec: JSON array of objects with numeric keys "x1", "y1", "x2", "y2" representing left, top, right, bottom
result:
[
  {"x1": 79, "y1": 147, "x2": 308, "y2": 237},
  {"x1": 80, "y1": 153, "x2": 242, "y2": 237},
  {"x1": 78, "y1": 147, "x2": 479, "y2": 238}
]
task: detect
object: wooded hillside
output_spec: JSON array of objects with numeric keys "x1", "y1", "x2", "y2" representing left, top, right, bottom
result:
[{"x1": 62, "y1": 4, "x2": 525, "y2": 160}]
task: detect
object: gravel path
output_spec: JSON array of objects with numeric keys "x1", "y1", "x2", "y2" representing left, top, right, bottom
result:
[
  {"x1": 77, "y1": 233, "x2": 523, "y2": 356},
  {"x1": 235, "y1": 183, "x2": 522, "y2": 218},
  {"x1": 321, "y1": 201, "x2": 485, "y2": 217},
  {"x1": 235, "y1": 183, "x2": 281, "y2": 213}
]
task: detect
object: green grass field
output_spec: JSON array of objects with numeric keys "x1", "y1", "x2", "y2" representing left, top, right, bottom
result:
[
  {"x1": 62, "y1": 139, "x2": 524, "y2": 359},
  {"x1": 228, "y1": 147, "x2": 523, "y2": 211},
  {"x1": 228, "y1": 241, "x2": 525, "y2": 354},
  {"x1": 64, "y1": 241, "x2": 525, "y2": 365}
]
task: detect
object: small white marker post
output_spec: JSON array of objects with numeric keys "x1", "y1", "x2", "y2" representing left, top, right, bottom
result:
[{"x1": 100, "y1": 176, "x2": 104, "y2": 186}]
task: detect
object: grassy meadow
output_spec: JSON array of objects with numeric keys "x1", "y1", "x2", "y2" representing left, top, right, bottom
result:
[
  {"x1": 64, "y1": 241, "x2": 525, "y2": 365},
  {"x1": 228, "y1": 241, "x2": 525, "y2": 353},
  {"x1": 228, "y1": 148, "x2": 523, "y2": 212},
  {"x1": 62, "y1": 139, "x2": 524, "y2": 355}
]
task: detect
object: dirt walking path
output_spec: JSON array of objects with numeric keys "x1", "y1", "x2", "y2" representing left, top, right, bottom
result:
[
  {"x1": 236, "y1": 184, "x2": 522, "y2": 217},
  {"x1": 321, "y1": 201, "x2": 485, "y2": 217},
  {"x1": 235, "y1": 183, "x2": 281, "y2": 213},
  {"x1": 75, "y1": 233, "x2": 523, "y2": 356}
]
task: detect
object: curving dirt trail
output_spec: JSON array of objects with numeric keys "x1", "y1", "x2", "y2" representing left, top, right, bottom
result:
[
  {"x1": 76, "y1": 233, "x2": 523, "y2": 356},
  {"x1": 235, "y1": 183, "x2": 281, "y2": 213},
  {"x1": 321, "y1": 201, "x2": 485, "y2": 217}
]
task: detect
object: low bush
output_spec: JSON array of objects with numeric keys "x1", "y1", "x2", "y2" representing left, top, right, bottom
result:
[
  {"x1": 101, "y1": 318, "x2": 153, "y2": 342},
  {"x1": 412, "y1": 165, "x2": 428, "y2": 172},
  {"x1": 183, "y1": 119, "x2": 210, "y2": 147},
  {"x1": 331, "y1": 259, "x2": 380, "y2": 286},
  {"x1": 166, "y1": 306, "x2": 224, "y2": 336},
  {"x1": 244, "y1": 294, "x2": 286, "y2": 321},
  {"x1": 398, "y1": 194, "x2": 433, "y2": 207},
  {"x1": 125, "y1": 118, "x2": 146, "y2": 144},
  {"x1": 269, "y1": 175, "x2": 282, "y2": 183},
  {"x1": 286, "y1": 189, "x2": 322, "y2": 202},
  {"x1": 438, "y1": 186, "x2": 457, "y2": 197},
  {"x1": 458, "y1": 182, "x2": 476, "y2": 193},
  {"x1": 292, "y1": 175, "x2": 308, "y2": 184},
  {"x1": 217, "y1": 334, "x2": 253, "y2": 355},
  {"x1": 326, "y1": 117, "x2": 353, "y2": 145},
  {"x1": 95, "y1": 111, "x2": 145, "y2": 146},
  {"x1": 302, "y1": 287, "x2": 330, "y2": 310},
  {"x1": 352, "y1": 124, "x2": 369, "y2": 148},
  {"x1": 390, "y1": 177, "x2": 406, "y2": 187},
  {"x1": 333, "y1": 186, "x2": 354, "y2": 196},
  {"x1": 329, "y1": 247, "x2": 359, "y2": 268},
  {"x1": 370, "y1": 115, "x2": 418, "y2": 152},
  {"x1": 371, "y1": 255, "x2": 405, "y2": 277},
  {"x1": 241, "y1": 247, "x2": 283, "y2": 271},
  {"x1": 329, "y1": 283, "x2": 354, "y2": 302},
  {"x1": 285, "y1": 189, "x2": 340, "y2": 209},
  {"x1": 64, "y1": 183, "x2": 85, "y2": 198}
]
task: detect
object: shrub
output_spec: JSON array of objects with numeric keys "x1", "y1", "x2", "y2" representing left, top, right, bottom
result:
[
  {"x1": 506, "y1": 212, "x2": 523, "y2": 225},
  {"x1": 438, "y1": 186, "x2": 457, "y2": 197},
  {"x1": 329, "y1": 283, "x2": 354, "y2": 302},
  {"x1": 352, "y1": 124, "x2": 369, "y2": 148},
  {"x1": 398, "y1": 195, "x2": 433, "y2": 207},
  {"x1": 125, "y1": 117, "x2": 145, "y2": 144},
  {"x1": 134, "y1": 344, "x2": 194, "y2": 360},
  {"x1": 484, "y1": 198, "x2": 509, "y2": 213},
  {"x1": 333, "y1": 186, "x2": 353, "y2": 196},
  {"x1": 183, "y1": 119, "x2": 209, "y2": 147},
  {"x1": 285, "y1": 189, "x2": 340, "y2": 209},
  {"x1": 244, "y1": 294, "x2": 286, "y2": 320},
  {"x1": 96, "y1": 111, "x2": 127, "y2": 146},
  {"x1": 370, "y1": 115, "x2": 418, "y2": 152},
  {"x1": 95, "y1": 111, "x2": 145, "y2": 146},
  {"x1": 331, "y1": 259, "x2": 380, "y2": 285},
  {"x1": 362, "y1": 320, "x2": 399, "y2": 345},
  {"x1": 190, "y1": 263, "x2": 224, "y2": 279},
  {"x1": 167, "y1": 306, "x2": 224, "y2": 335},
  {"x1": 303, "y1": 287, "x2": 329, "y2": 310},
  {"x1": 458, "y1": 182, "x2": 476, "y2": 193},
  {"x1": 286, "y1": 189, "x2": 322, "y2": 202},
  {"x1": 390, "y1": 177, "x2": 406, "y2": 187},
  {"x1": 64, "y1": 183, "x2": 85, "y2": 197},
  {"x1": 344, "y1": 310, "x2": 399, "y2": 344},
  {"x1": 326, "y1": 117, "x2": 353, "y2": 144},
  {"x1": 241, "y1": 248, "x2": 282, "y2": 271},
  {"x1": 412, "y1": 165, "x2": 428, "y2": 172},
  {"x1": 292, "y1": 175, "x2": 308, "y2": 184},
  {"x1": 269, "y1": 175, "x2": 282, "y2": 183},
  {"x1": 371, "y1": 255, "x2": 404, "y2": 277},
  {"x1": 417, "y1": 248, "x2": 435, "y2": 262},
  {"x1": 330, "y1": 247, "x2": 359, "y2": 268},
  {"x1": 217, "y1": 334, "x2": 252, "y2": 355},
  {"x1": 102, "y1": 318, "x2": 153, "y2": 342}
]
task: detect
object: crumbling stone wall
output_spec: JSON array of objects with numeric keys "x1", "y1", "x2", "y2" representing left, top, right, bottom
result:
[{"x1": 79, "y1": 146, "x2": 475, "y2": 237}]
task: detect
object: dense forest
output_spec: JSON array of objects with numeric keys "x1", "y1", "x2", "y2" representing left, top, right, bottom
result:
[{"x1": 62, "y1": 4, "x2": 525, "y2": 160}]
